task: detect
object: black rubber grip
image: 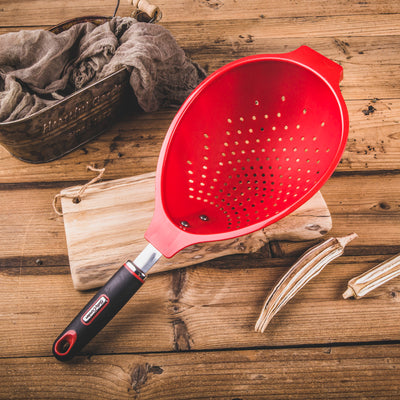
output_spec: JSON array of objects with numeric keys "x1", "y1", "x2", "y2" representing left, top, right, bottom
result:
[{"x1": 52, "y1": 262, "x2": 145, "y2": 361}]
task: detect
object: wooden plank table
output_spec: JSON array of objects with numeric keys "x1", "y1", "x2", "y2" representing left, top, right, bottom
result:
[{"x1": 1, "y1": 0, "x2": 400, "y2": 398}]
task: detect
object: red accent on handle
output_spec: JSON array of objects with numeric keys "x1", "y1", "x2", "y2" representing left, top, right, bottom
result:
[
  {"x1": 53, "y1": 330, "x2": 77, "y2": 357},
  {"x1": 80, "y1": 294, "x2": 110, "y2": 326},
  {"x1": 123, "y1": 263, "x2": 145, "y2": 283}
]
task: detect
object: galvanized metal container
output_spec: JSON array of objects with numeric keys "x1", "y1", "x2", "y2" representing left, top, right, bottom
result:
[{"x1": 0, "y1": 16, "x2": 133, "y2": 163}]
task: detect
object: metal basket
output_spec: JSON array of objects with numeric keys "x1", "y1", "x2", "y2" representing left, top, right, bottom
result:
[{"x1": 0, "y1": 3, "x2": 160, "y2": 163}]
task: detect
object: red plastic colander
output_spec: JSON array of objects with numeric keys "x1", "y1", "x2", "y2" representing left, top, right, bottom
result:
[{"x1": 53, "y1": 45, "x2": 349, "y2": 361}]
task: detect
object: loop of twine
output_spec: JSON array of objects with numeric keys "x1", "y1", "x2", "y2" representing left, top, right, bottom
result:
[{"x1": 53, "y1": 165, "x2": 106, "y2": 216}]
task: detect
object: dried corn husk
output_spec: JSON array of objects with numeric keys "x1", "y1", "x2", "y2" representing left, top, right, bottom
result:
[
  {"x1": 255, "y1": 233, "x2": 357, "y2": 333},
  {"x1": 343, "y1": 252, "x2": 400, "y2": 299}
]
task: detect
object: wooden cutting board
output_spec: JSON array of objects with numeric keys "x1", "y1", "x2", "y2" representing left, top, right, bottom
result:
[{"x1": 58, "y1": 171, "x2": 332, "y2": 290}]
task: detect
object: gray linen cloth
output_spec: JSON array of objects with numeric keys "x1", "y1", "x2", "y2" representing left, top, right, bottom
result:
[{"x1": 0, "y1": 17, "x2": 206, "y2": 122}]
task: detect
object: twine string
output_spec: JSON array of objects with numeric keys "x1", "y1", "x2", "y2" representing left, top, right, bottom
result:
[{"x1": 53, "y1": 165, "x2": 106, "y2": 216}]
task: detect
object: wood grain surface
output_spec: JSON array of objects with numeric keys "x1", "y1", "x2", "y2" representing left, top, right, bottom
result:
[
  {"x1": 2, "y1": 345, "x2": 400, "y2": 399},
  {"x1": 0, "y1": 0, "x2": 400, "y2": 399}
]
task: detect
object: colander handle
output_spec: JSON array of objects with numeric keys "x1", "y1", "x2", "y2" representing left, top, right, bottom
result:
[
  {"x1": 52, "y1": 261, "x2": 145, "y2": 361},
  {"x1": 285, "y1": 45, "x2": 343, "y2": 87}
]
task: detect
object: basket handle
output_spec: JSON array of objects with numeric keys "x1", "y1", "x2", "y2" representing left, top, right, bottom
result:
[{"x1": 284, "y1": 45, "x2": 343, "y2": 88}]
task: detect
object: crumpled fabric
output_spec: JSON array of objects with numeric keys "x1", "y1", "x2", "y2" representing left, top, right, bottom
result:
[{"x1": 0, "y1": 17, "x2": 206, "y2": 122}]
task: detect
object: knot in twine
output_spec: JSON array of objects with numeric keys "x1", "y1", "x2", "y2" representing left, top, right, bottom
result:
[{"x1": 53, "y1": 165, "x2": 105, "y2": 216}]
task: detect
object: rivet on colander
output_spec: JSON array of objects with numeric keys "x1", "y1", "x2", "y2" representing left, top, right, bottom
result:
[
  {"x1": 199, "y1": 215, "x2": 209, "y2": 221},
  {"x1": 180, "y1": 221, "x2": 190, "y2": 228}
]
